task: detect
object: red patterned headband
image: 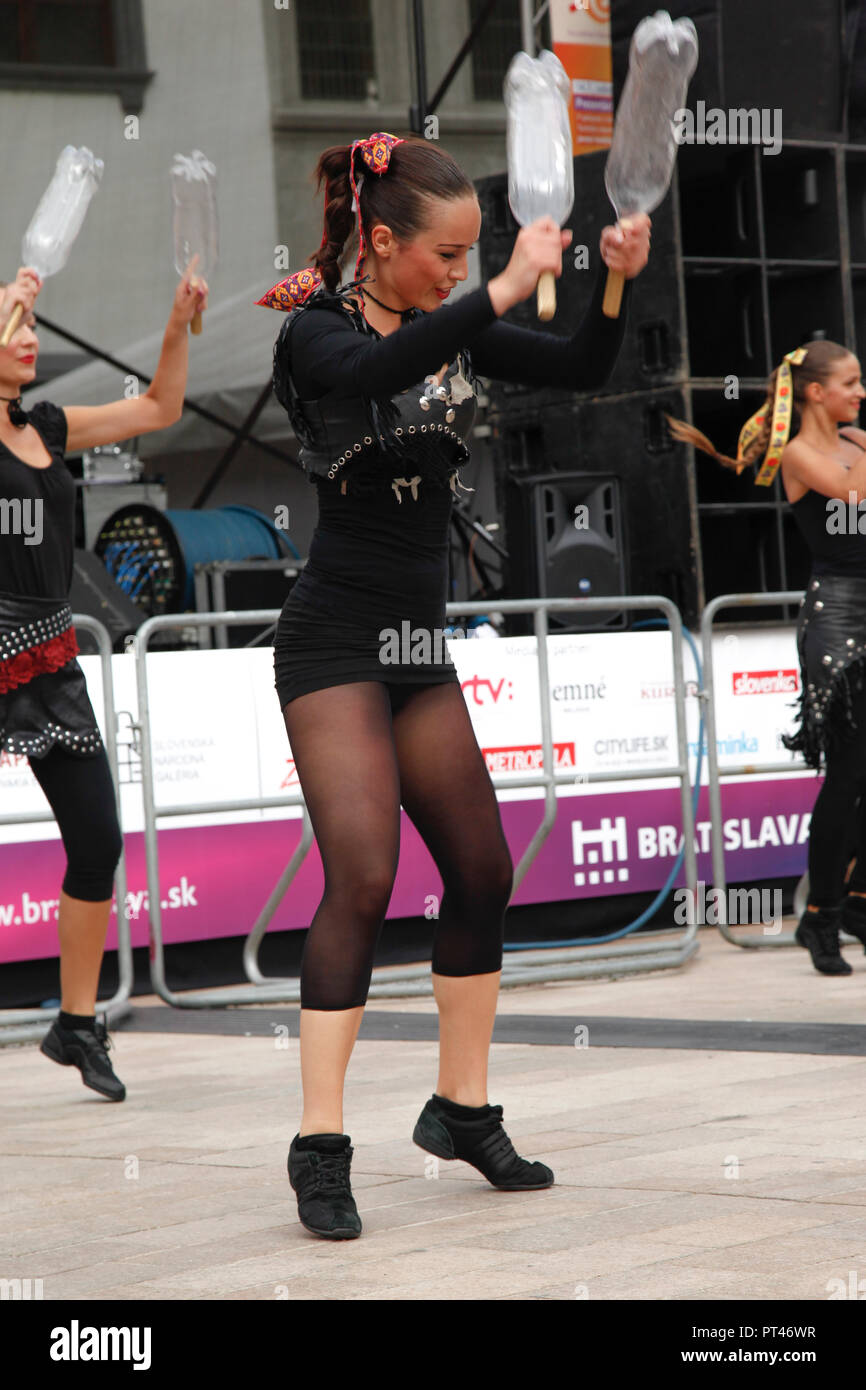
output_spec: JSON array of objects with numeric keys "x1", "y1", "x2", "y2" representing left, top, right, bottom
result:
[
  {"x1": 348, "y1": 131, "x2": 404, "y2": 283},
  {"x1": 255, "y1": 132, "x2": 404, "y2": 313}
]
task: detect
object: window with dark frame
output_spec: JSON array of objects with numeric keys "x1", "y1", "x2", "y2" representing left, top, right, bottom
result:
[
  {"x1": 0, "y1": 0, "x2": 115, "y2": 67},
  {"x1": 469, "y1": 0, "x2": 552, "y2": 101},
  {"x1": 0, "y1": 0, "x2": 150, "y2": 112},
  {"x1": 296, "y1": 0, "x2": 375, "y2": 102}
]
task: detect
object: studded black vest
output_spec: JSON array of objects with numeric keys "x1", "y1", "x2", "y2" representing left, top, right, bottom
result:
[{"x1": 273, "y1": 288, "x2": 478, "y2": 502}]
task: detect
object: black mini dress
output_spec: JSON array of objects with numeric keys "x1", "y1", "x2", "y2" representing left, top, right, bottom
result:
[{"x1": 270, "y1": 268, "x2": 631, "y2": 710}]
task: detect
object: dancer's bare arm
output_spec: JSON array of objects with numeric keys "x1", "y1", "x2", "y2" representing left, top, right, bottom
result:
[
  {"x1": 64, "y1": 262, "x2": 208, "y2": 452},
  {"x1": 783, "y1": 434, "x2": 866, "y2": 502}
]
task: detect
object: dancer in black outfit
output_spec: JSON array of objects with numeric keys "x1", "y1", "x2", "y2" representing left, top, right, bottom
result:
[
  {"x1": 259, "y1": 133, "x2": 651, "y2": 1239},
  {"x1": 668, "y1": 341, "x2": 866, "y2": 976},
  {"x1": 0, "y1": 263, "x2": 207, "y2": 1095}
]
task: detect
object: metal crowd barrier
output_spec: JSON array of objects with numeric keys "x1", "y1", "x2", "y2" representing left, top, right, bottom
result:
[
  {"x1": 700, "y1": 591, "x2": 812, "y2": 949},
  {"x1": 0, "y1": 615, "x2": 133, "y2": 1044},
  {"x1": 134, "y1": 595, "x2": 699, "y2": 1009}
]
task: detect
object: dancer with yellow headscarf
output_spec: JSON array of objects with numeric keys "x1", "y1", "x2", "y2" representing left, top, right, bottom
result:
[{"x1": 668, "y1": 341, "x2": 866, "y2": 975}]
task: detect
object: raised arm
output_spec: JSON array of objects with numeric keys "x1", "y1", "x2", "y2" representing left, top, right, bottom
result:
[
  {"x1": 1, "y1": 267, "x2": 41, "y2": 334},
  {"x1": 286, "y1": 287, "x2": 500, "y2": 400},
  {"x1": 469, "y1": 259, "x2": 631, "y2": 390},
  {"x1": 288, "y1": 214, "x2": 649, "y2": 400},
  {"x1": 63, "y1": 263, "x2": 208, "y2": 453}
]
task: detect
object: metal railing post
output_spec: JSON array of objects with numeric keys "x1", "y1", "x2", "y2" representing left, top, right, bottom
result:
[
  {"x1": 701, "y1": 591, "x2": 811, "y2": 948},
  {"x1": 135, "y1": 609, "x2": 313, "y2": 1006}
]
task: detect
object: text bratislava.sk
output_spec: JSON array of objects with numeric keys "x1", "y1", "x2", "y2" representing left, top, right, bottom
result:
[{"x1": 0, "y1": 879, "x2": 198, "y2": 928}]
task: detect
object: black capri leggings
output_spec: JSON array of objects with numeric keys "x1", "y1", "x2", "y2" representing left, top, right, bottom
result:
[
  {"x1": 27, "y1": 745, "x2": 123, "y2": 901},
  {"x1": 281, "y1": 680, "x2": 513, "y2": 1011}
]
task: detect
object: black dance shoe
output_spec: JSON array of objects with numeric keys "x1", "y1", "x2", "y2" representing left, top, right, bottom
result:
[
  {"x1": 794, "y1": 908, "x2": 853, "y2": 975},
  {"x1": 413, "y1": 1094, "x2": 554, "y2": 1191},
  {"x1": 838, "y1": 894, "x2": 866, "y2": 952},
  {"x1": 287, "y1": 1133, "x2": 362, "y2": 1239},
  {"x1": 40, "y1": 1016, "x2": 126, "y2": 1100}
]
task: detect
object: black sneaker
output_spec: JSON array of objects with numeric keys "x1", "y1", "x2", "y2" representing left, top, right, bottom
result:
[
  {"x1": 838, "y1": 895, "x2": 866, "y2": 952},
  {"x1": 40, "y1": 1016, "x2": 126, "y2": 1101},
  {"x1": 413, "y1": 1094, "x2": 554, "y2": 1191},
  {"x1": 287, "y1": 1133, "x2": 362, "y2": 1239},
  {"x1": 794, "y1": 909, "x2": 853, "y2": 975}
]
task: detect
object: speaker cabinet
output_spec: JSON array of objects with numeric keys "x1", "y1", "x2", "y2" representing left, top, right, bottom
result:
[
  {"x1": 494, "y1": 391, "x2": 697, "y2": 627},
  {"x1": 504, "y1": 471, "x2": 627, "y2": 633},
  {"x1": 476, "y1": 50, "x2": 866, "y2": 628},
  {"x1": 611, "y1": 0, "x2": 846, "y2": 141}
]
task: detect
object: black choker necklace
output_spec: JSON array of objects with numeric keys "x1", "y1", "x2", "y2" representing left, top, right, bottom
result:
[
  {"x1": 360, "y1": 287, "x2": 405, "y2": 315},
  {"x1": 0, "y1": 395, "x2": 27, "y2": 429}
]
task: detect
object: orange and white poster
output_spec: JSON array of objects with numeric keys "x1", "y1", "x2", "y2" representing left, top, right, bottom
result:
[{"x1": 550, "y1": 0, "x2": 614, "y2": 156}]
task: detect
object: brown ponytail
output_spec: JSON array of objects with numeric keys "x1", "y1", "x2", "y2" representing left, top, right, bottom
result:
[
  {"x1": 308, "y1": 136, "x2": 475, "y2": 292},
  {"x1": 665, "y1": 339, "x2": 854, "y2": 472},
  {"x1": 311, "y1": 146, "x2": 357, "y2": 292}
]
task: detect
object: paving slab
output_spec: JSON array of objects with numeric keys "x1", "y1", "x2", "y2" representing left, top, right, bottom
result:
[{"x1": 3, "y1": 925, "x2": 866, "y2": 1301}]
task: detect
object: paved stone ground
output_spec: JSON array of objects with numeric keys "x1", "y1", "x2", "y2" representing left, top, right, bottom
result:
[{"x1": 2, "y1": 924, "x2": 866, "y2": 1302}]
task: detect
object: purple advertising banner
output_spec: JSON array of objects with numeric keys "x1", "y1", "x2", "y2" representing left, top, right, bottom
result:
[{"x1": 0, "y1": 777, "x2": 816, "y2": 964}]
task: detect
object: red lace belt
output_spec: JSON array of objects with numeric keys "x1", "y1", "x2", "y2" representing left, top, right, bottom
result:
[{"x1": 0, "y1": 600, "x2": 80, "y2": 696}]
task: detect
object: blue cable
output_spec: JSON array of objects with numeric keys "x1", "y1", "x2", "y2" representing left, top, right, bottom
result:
[
  {"x1": 502, "y1": 619, "x2": 705, "y2": 951},
  {"x1": 129, "y1": 561, "x2": 160, "y2": 600},
  {"x1": 116, "y1": 546, "x2": 153, "y2": 589},
  {"x1": 103, "y1": 542, "x2": 133, "y2": 579},
  {"x1": 110, "y1": 544, "x2": 139, "y2": 584},
  {"x1": 115, "y1": 563, "x2": 139, "y2": 592}
]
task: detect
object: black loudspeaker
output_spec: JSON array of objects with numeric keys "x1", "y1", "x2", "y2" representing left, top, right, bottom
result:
[
  {"x1": 218, "y1": 567, "x2": 298, "y2": 648},
  {"x1": 611, "y1": 0, "x2": 846, "y2": 141},
  {"x1": 847, "y1": 0, "x2": 866, "y2": 142},
  {"x1": 476, "y1": 82, "x2": 864, "y2": 622},
  {"x1": 504, "y1": 471, "x2": 627, "y2": 633},
  {"x1": 69, "y1": 548, "x2": 144, "y2": 654},
  {"x1": 475, "y1": 152, "x2": 682, "y2": 412},
  {"x1": 494, "y1": 391, "x2": 697, "y2": 627}
]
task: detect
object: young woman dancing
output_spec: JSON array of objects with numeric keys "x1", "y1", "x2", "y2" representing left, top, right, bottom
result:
[
  {"x1": 668, "y1": 341, "x2": 866, "y2": 976},
  {"x1": 257, "y1": 132, "x2": 650, "y2": 1239},
  {"x1": 0, "y1": 262, "x2": 207, "y2": 1096}
]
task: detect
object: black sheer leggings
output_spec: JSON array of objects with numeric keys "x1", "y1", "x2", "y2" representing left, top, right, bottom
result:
[
  {"x1": 808, "y1": 682, "x2": 866, "y2": 906},
  {"x1": 281, "y1": 681, "x2": 513, "y2": 1010}
]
